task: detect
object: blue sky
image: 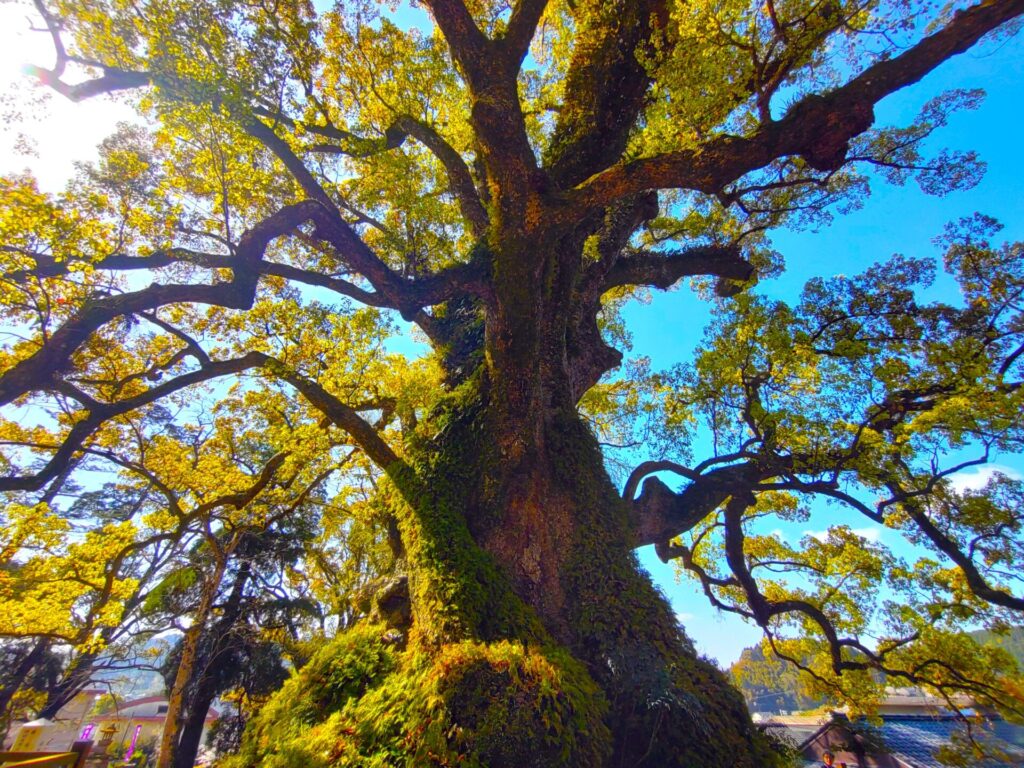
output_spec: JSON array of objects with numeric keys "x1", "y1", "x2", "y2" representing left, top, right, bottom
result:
[{"x1": 627, "y1": 29, "x2": 1024, "y2": 665}]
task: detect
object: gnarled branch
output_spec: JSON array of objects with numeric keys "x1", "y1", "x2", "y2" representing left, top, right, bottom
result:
[{"x1": 565, "y1": 0, "x2": 1024, "y2": 214}]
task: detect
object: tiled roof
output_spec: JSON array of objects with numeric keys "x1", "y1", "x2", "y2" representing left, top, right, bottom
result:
[
  {"x1": 876, "y1": 717, "x2": 1024, "y2": 768},
  {"x1": 764, "y1": 713, "x2": 1024, "y2": 767}
]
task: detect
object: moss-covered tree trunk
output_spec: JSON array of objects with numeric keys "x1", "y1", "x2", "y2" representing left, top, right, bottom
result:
[
  {"x1": 394, "y1": 383, "x2": 774, "y2": 767},
  {"x1": 232, "y1": 233, "x2": 781, "y2": 767}
]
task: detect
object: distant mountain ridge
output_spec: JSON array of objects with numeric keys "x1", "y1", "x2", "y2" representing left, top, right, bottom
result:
[{"x1": 968, "y1": 626, "x2": 1024, "y2": 669}]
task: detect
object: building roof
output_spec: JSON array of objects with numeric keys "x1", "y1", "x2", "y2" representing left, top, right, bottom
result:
[
  {"x1": 765, "y1": 714, "x2": 1024, "y2": 768},
  {"x1": 760, "y1": 720, "x2": 829, "y2": 750},
  {"x1": 875, "y1": 716, "x2": 1024, "y2": 768}
]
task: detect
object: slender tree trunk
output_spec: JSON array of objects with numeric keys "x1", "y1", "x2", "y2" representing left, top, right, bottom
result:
[
  {"x1": 157, "y1": 552, "x2": 228, "y2": 768},
  {"x1": 172, "y1": 689, "x2": 216, "y2": 768},
  {"x1": 0, "y1": 639, "x2": 48, "y2": 740},
  {"x1": 172, "y1": 559, "x2": 251, "y2": 768},
  {"x1": 37, "y1": 650, "x2": 96, "y2": 720}
]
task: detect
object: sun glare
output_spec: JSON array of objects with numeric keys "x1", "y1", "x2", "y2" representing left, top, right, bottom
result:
[{"x1": 0, "y1": 4, "x2": 136, "y2": 192}]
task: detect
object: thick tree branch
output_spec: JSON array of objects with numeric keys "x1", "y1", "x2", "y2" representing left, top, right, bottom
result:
[
  {"x1": 25, "y1": 64, "x2": 151, "y2": 101},
  {"x1": 422, "y1": 2, "x2": 538, "y2": 227},
  {"x1": 239, "y1": 116, "x2": 343, "y2": 215},
  {"x1": 194, "y1": 451, "x2": 289, "y2": 515},
  {"x1": 625, "y1": 461, "x2": 762, "y2": 548},
  {"x1": 244, "y1": 118, "x2": 486, "y2": 318},
  {"x1": 23, "y1": 53, "x2": 456, "y2": 307},
  {"x1": 250, "y1": 105, "x2": 355, "y2": 143},
  {"x1": 1, "y1": 348, "x2": 405, "y2": 492},
  {"x1": 4, "y1": 230, "x2": 482, "y2": 344},
  {"x1": 599, "y1": 245, "x2": 755, "y2": 297},
  {"x1": 27, "y1": 14, "x2": 494, "y2": 293},
  {"x1": 2, "y1": 246, "x2": 223, "y2": 282},
  {"x1": 421, "y1": 0, "x2": 490, "y2": 82},
  {"x1": 544, "y1": 0, "x2": 669, "y2": 188},
  {"x1": 138, "y1": 313, "x2": 212, "y2": 366},
  {"x1": 565, "y1": 0, "x2": 1024, "y2": 214},
  {"x1": 255, "y1": 355, "x2": 400, "y2": 469},
  {"x1": 0, "y1": 352, "x2": 269, "y2": 492},
  {"x1": 501, "y1": 0, "x2": 549, "y2": 64}
]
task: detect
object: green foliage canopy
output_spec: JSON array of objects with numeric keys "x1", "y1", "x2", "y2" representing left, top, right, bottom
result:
[{"x1": 1, "y1": 0, "x2": 1023, "y2": 761}]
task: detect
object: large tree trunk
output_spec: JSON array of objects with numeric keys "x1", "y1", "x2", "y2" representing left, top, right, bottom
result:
[
  {"x1": 235, "y1": 238, "x2": 780, "y2": 766},
  {"x1": 389, "y1": 382, "x2": 773, "y2": 767},
  {"x1": 236, "y1": 388, "x2": 779, "y2": 766}
]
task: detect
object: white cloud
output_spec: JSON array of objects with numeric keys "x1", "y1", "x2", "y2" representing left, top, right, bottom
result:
[
  {"x1": 852, "y1": 526, "x2": 883, "y2": 543},
  {"x1": 947, "y1": 464, "x2": 1023, "y2": 494},
  {"x1": 676, "y1": 612, "x2": 695, "y2": 623},
  {"x1": 803, "y1": 526, "x2": 883, "y2": 544}
]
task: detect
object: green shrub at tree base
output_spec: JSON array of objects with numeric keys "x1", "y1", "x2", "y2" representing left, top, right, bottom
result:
[{"x1": 223, "y1": 628, "x2": 612, "y2": 768}]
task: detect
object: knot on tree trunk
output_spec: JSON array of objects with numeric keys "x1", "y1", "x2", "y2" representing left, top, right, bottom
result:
[{"x1": 356, "y1": 574, "x2": 411, "y2": 630}]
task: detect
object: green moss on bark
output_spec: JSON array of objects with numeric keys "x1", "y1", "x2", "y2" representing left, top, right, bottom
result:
[
  {"x1": 548, "y1": 409, "x2": 786, "y2": 767},
  {"x1": 382, "y1": 375, "x2": 545, "y2": 645},
  {"x1": 224, "y1": 389, "x2": 786, "y2": 768},
  {"x1": 227, "y1": 631, "x2": 611, "y2": 768},
  {"x1": 223, "y1": 623, "x2": 398, "y2": 768}
]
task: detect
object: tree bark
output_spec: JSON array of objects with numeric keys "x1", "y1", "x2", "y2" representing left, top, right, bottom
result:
[
  {"x1": 240, "y1": 226, "x2": 782, "y2": 764},
  {"x1": 372, "y1": 375, "x2": 778, "y2": 767},
  {"x1": 157, "y1": 550, "x2": 229, "y2": 768},
  {"x1": 171, "y1": 557, "x2": 252, "y2": 768},
  {"x1": 172, "y1": 688, "x2": 217, "y2": 768},
  {"x1": 0, "y1": 639, "x2": 48, "y2": 739}
]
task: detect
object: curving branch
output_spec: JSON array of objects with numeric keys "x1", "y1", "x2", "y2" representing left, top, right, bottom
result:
[
  {"x1": 4, "y1": 224, "x2": 483, "y2": 360},
  {"x1": 625, "y1": 460, "x2": 762, "y2": 549},
  {"x1": 243, "y1": 119, "x2": 488, "y2": 319},
  {"x1": 0, "y1": 201, "x2": 318, "y2": 408},
  {"x1": 0, "y1": 348, "x2": 406, "y2": 494},
  {"x1": 0, "y1": 352, "x2": 270, "y2": 492},
  {"x1": 2, "y1": 246, "x2": 227, "y2": 282},
  {"x1": 565, "y1": 0, "x2": 1024, "y2": 215},
  {"x1": 25, "y1": 63, "x2": 151, "y2": 101},
  {"x1": 25, "y1": 10, "x2": 491, "y2": 310},
  {"x1": 308, "y1": 114, "x2": 490, "y2": 239},
  {"x1": 194, "y1": 450, "x2": 289, "y2": 515},
  {"x1": 886, "y1": 475, "x2": 1024, "y2": 612},
  {"x1": 239, "y1": 115, "x2": 341, "y2": 216},
  {"x1": 23, "y1": 44, "x2": 475, "y2": 305},
  {"x1": 254, "y1": 354, "x2": 400, "y2": 469},
  {"x1": 391, "y1": 117, "x2": 489, "y2": 237},
  {"x1": 137, "y1": 313, "x2": 212, "y2": 367}
]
